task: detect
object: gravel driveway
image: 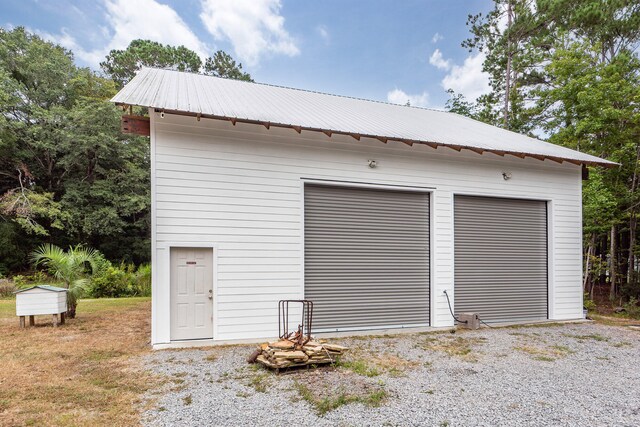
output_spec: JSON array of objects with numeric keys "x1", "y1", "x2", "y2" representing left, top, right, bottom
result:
[{"x1": 142, "y1": 322, "x2": 640, "y2": 427}]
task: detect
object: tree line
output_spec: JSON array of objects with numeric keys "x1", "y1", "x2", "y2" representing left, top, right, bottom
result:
[
  {"x1": 0, "y1": 27, "x2": 252, "y2": 273},
  {"x1": 445, "y1": 0, "x2": 640, "y2": 305}
]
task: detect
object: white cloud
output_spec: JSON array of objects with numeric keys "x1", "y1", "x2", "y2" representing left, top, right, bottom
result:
[
  {"x1": 102, "y1": 0, "x2": 208, "y2": 57},
  {"x1": 431, "y1": 32, "x2": 443, "y2": 43},
  {"x1": 199, "y1": 0, "x2": 299, "y2": 66},
  {"x1": 441, "y1": 52, "x2": 490, "y2": 101},
  {"x1": 317, "y1": 25, "x2": 329, "y2": 43},
  {"x1": 38, "y1": 0, "x2": 209, "y2": 68},
  {"x1": 428, "y1": 49, "x2": 451, "y2": 70},
  {"x1": 387, "y1": 89, "x2": 429, "y2": 107}
]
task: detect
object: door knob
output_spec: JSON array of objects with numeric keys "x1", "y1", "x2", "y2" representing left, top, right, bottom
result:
[{"x1": 208, "y1": 289, "x2": 213, "y2": 300}]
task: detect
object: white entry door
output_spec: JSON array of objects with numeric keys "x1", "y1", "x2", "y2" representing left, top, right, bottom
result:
[{"x1": 170, "y1": 247, "x2": 214, "y2": 340}]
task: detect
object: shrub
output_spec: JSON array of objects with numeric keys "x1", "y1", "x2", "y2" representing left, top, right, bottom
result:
[
  {"x1": 89, "y1": 263, "x2": 151, "y2": 298},
  {"x1": 621, "y1": 279, "x2": 640, "y2": 301},
  {"x1": 624, "y1": 297, "x2": 640, "y2": 319},
  {"x1": 583, "y1": 293, "x2": 597, "y2": 312},
  {"x1": 90, "y1": 266, "x2": 133, "y2": 298},
  {"x1": 91, "y1": 251, "x2": 114, "y2": 277},
  {"x1": 10, "y1": 271, "x2": 50, "y2": 288},
  {"x1": 133, "y1": 264, "x2": 151, "y2": 297},
  {"x1": 11, "y1": 274, "x2": 27, "y2": 288},
  {"x1": 0, "y1": 278, "x2": 17, "y2": 297}
]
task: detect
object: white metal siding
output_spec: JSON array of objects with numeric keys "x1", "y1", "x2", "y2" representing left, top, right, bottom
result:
[{"x1": 151, "y1": 112, "x2": 584, "y2": 343}]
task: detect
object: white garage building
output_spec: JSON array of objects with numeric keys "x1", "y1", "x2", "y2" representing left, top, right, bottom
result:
[{"x1": 112, "y1": 68, "x2": 613, "y2": 348}]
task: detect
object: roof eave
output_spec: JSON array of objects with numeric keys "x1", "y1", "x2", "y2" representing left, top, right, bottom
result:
[{"x1": 116, "y1": 103, "x2": 617, "y2": 169}]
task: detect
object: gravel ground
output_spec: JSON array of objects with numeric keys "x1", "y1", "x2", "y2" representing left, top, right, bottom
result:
[{"x1": 142, "y1": 322, "x2": 640, "y2": 427}]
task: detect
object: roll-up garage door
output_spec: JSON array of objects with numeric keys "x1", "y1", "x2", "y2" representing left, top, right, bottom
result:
[
  {"x1": 454, "y1": 195, "x2": 548, "y2": 323},
  {"x1": 304, "y1": 184, "x2": 430, "y2": 331}
]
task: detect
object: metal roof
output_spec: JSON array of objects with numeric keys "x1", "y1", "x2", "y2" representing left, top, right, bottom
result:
[
  {"x1": 14, "y1": 285, "x2": 67, "y2": 293},
  {"x1": 112, "y1": 67, "x2": 615, "y2": 167}
]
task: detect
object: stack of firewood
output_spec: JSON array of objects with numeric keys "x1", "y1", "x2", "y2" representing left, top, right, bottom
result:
[{"x1": 252, "y1": 339, "x2": 348, "y2": 370}]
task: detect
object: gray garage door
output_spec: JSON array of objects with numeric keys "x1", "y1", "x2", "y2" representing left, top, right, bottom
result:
[
  {"x1": 304, "y1": 184, "x2": 430, "y2": 331},
  {"x1": 454, "y1": 195, "x2": 548, "y2": 323}
]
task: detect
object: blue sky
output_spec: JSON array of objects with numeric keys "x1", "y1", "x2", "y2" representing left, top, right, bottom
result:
[{"x1": 2, "y1": 0, "x2": 493, "y2": 108}]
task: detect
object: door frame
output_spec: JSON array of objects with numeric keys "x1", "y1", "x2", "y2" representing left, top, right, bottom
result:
[
  {"x1": 300, "y1": 178, "x2": 434, "y2": 329},
  {"x1": 161, "y1": 242, "x2": 219, "y2": 342}
]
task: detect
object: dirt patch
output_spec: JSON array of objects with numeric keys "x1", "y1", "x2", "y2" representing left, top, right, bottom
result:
[
  {"x1": 417, "y1": 335, "x2": 486, "y2": 362},
  {"x1": 332, "y1": 344, "x2": 420, "y2": 378},
  {"x1": 0, "y1": 297, "x2": 158, "y2": 426},
  {"x1": 290, "y1": 368, "x2": 387, "y2": 415},
  {"x1": 513, "y1": 344, "x2": 574, "y2": 362}
]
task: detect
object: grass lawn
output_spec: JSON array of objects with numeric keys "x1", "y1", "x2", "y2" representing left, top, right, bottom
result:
[{"x1": 0, "y1": 297, "x2": 157, "y2": 426}]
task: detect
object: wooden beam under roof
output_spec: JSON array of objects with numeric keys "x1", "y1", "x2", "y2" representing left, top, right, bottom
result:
[
  {"x1": 465, "y1": 147, "x2": 484, "y2": 155},
  {"x1": 547, "y1": 156, "x2": 564, "y2": 164},
  {"x1": 127, "y1": 107, "x2": 616, "y2": 168},
  {"x1": 121, "y1": 115, "x2": 150, "y2": 136}
]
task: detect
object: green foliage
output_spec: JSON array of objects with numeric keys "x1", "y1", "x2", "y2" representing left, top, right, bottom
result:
[
  {"x1": 583, "y1": 293, "x2": 597, "y2": 312},
  {"x1": 460, "y1": 0, "x2": 545, "y2": 132},
  {"x1": 11, "y1": 270, "x2": 48, "y2": 288},
  {"x1": 0, "y1": 29, "x2": 252, "y2": 273},
  {"x1": 0, "y1": 27, "x2": 151, "y2": 269},
  {"x1": 31, "y1": 244, "x2": 100, "y2": 317},
  {"x1": 203, "y1": 50, "x2": 253, "y2": 81},
  {"x1": 100, "y1": 39, "x2": 202, "y2": 88},
  {"x1": 0, "y1": 222, "x2": 35, "y2": 274},
  {"x1": 89, "y1": 263, "x2": 151, "y2": 298},
  {"x1": 444, "y1": 89, "x2": 478, "y2": 118},
  {"x1": 101, "y1": 40, "x2": 253, "y2": 88},
  {"x1": 335, "y1": 357, "x2": 381, "y2": 377},
  {"x1": 294, "y1": 381, "x2": 387, "y2": 415},
  {"x1": 582, "y1": 170, "x2": 617, "y2": 234},
  {"x1": 90, "y1": 265, "x2": 129, "y2": 298},
  {"x1": 444, "y1": 89, "x2": 501, "y2": 124},
  {"x1": 0, "y1": 278, "x2": 17, "y2": 297},
  {"x1": 537, "y1": 0, "x2": 640, "y2": 61},
  {"x1": 135, "y1": 264, "x2": 152, "y2": 296},
  {"x1": 459, "y1": 1, "x2": 640, "y2": 303},
  {"x1": 0, "y1": 188, "x2": 65, "y2": 236},
  {"x1": 623, "y1": 297, "x2": 640, "y2": 319}
]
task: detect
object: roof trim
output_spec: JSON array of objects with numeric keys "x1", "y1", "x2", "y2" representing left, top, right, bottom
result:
[
  {"x1": 14, "y1": 285, "x2": 68, "y2": 293},
  {"x1": 120, "y1": 105, "x2": 615, "y2": 168},
  {"x1": 112, "y1": 68, "x2": 617, "y2": 168}
]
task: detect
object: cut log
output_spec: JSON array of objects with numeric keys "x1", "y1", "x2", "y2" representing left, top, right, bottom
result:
[
  {"x1": 322, "y1": 343, "x2": 348, "y2": 352},
  {"x1": 273, "y1": 350, "x2": 308, "y2": 360},
  {"x1": 270, "y1": 340, "x2": 295, "y2": 350}
]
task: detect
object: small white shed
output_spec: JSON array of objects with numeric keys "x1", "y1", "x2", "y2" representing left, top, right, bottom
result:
[{"x1": 15, "y1": 285, "x2": 67, "y2": 327}]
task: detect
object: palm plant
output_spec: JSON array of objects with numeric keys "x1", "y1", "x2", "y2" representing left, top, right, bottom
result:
[{"x1": 31, "y1": 244, "x2": 99, "y2": 318}]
